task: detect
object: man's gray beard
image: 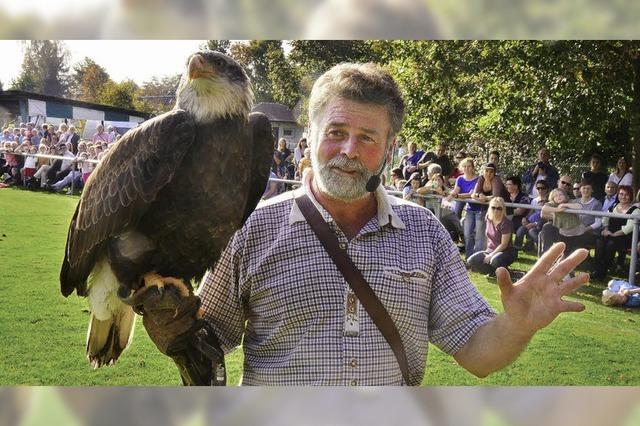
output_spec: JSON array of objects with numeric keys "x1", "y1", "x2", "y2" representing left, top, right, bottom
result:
[{"x1": 312, "y1": 152, "x2": 374, "y2": 201}]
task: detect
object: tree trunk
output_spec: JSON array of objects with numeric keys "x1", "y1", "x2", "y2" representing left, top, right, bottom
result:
[{"x1": 631, "y1": 50, "x2": 640, "y2": 193}]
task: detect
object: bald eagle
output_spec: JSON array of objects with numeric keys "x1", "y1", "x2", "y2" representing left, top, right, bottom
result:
[{"x1": 60, "y1": 51, "x2": 273, "y2": 367}]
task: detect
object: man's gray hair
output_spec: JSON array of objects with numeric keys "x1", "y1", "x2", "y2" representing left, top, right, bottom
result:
[
  {"x1": 308, "y1": 63, "x2": 405, "y2": 140},
  {"x1": 427, "y1": 163, "x2": 442, "y2": 176}
]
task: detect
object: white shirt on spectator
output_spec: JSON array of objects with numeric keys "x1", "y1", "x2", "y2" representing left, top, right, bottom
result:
[
  {"x1": 60, "y1": 151, "x2": 76, "y2": 171},
  {"x1": 608, "y1": 171, "x2": 632, "y2": 187}
]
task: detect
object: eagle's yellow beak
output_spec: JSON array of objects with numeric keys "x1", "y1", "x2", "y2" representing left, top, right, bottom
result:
[{"x1": 188, "y1": 54, "x2": 215, "y2": 81}]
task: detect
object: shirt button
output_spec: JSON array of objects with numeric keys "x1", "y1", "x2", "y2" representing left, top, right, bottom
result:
[
  {"x1": 350, "y1": 379, "x2": 357, "y2": 386},
  {"x1": 350, "y1": 359, "x2": 357, "y2": 368},
  {"x1": 339, "y1": 243, "x2": 347, "y2": 250}
]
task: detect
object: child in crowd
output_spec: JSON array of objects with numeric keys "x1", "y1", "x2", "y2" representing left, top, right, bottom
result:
[
  {"x1": 22, "y1": 146, "x2": 38, "y2": 185},
  {"x1": 403, "y1": 172, "x2": 424, "y2": 207},
  {"x1": 79, "y1": 152, "x2": 94, "y2": 183},
  {"x1": 602, "y1": 280, "x2": 640, "y2": 307}
]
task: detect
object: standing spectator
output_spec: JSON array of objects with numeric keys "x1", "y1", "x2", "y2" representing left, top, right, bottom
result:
[
  {"x1": 58, "y1": 123, "x2": 69, "y2": 143},
  {"x1": 504, "y1": 176, "x2": 530, "y2": 236},
  {"x1": 273, "y1": 138, "x2": 294, "y2": 180},
  {"x1": 522, "y1": 147, "x2": 559, "y2": 196},
  {"x1": 607, "y1": 155, "x2": 633, "y2": 188},
  {"x1": 514, "y1": 180, "x2": 549, "y2": 252},
  {"x1": 293, "y1": 138, "x2": 307, "y2": 167},
  {"x1": 418, "y1": 143, "x2": 452, "y2": 179},
  {"x1": 449, "y1": 158, "x2": 481, "y2": 257},
  {"x1": 297, "y1": 147, "x2": 312, "y2": 179},
  {"x1": 467, "y1": 197, "x2": 517, "y2": 277},
  {"x1": 592, "y1": 185, "x2": 640, "y2": 280},
  {"x1": 399, "y1": 141, "x2": 424, "y2": 180},
  {"x1": 107, "y1": 125, "x2": 119, "y2": 144},
  {"x1": 448, "y1": 151, "x2": 466, "y2": 183},
  {"x1": 603, "y1": 181, "x2": 619, "y2": 212},
  {"x1": 581, "y1": 153, "x2": 608, "y2": 202},
  {"x1": 470, "y1": 163, "x2": 508, "y2": 256},
  {"x1": 92, "y1": 124, "x2": 109, "y2": 144},
  {"x1": 488, "y1": 151, "x2": 505, "y2": 179}
]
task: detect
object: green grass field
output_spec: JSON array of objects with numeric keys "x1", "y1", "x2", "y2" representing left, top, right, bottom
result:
[{"x1": 1, "y1": 187, "x2": 639, "y2": 385}]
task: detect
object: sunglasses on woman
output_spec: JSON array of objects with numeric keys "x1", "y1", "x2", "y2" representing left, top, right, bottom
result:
[{"x1": 490, "y1": 206, "x2": 503, "y2": 211}]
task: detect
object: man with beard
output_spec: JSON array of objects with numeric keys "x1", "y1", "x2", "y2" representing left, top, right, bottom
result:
[{"x1": 189, "y1": 63, "x2": 590, "y2": 385}]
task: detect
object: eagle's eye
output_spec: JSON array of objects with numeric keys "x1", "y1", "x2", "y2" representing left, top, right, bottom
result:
[{"x1": 213, "y1": 58, "x2": 225, "y2": 68}]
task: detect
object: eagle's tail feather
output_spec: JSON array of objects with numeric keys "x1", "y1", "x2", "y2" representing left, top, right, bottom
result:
[{"x1": 86, "y1": 307, "x2": 135, "y2": 368}]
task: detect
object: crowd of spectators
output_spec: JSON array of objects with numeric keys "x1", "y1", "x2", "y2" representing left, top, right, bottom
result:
[
  {"x1": 0, "y1": 121, "x2": 119, "y2": 193},
  {"x1": 394, "y1": 144, "x2": 640, "y2": 285}
]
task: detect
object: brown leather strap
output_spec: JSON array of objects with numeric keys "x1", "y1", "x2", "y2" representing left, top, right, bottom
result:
[{"x1": 295, "y1": 193, "x2": 411, "y2": 385}]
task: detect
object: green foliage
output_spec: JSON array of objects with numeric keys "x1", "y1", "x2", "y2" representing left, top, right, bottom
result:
[
  {"x1": 137, "y1": 74, "x2": 181, "y2": 115},
  {"x1": 97, "y1": 80, "x2": 140, "y2": 111},
  {"x1": 202, "y1": 40, "x2": 231, "y2": 55},
  {"x1": 69, "y1": 57, "x2": 111, "y2": 103},
  {"x1": 388, "y1": 40, "x2": 640, "y2": 179},
  {"x1": 10, "y1": 41, "x2": 70, "y2": 97}
]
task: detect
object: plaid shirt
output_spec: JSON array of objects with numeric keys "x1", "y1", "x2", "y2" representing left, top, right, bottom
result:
[{"x1": 199, "y1": 171, "x2": 496, "y2": 385}]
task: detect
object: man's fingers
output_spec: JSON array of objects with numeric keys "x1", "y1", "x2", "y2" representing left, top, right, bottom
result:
[
  {"x1": 558, "y1": 272, "x2": 589, "y2": 296},
  {"x1": 559, "y1": 299, "x2": 585, "y2": 313},
  {"x1": 529, "y1": 243, "x2": 566, "y2": 276},
  {"x1": 496, "y1": 267, "x2": 513, "y2": 295},
  {"x1": 548, "y1": 248, "x2": 589, "y2": 282}
]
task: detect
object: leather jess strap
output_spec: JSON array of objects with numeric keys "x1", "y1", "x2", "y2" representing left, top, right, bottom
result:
[{"x1": 294, "y1": 193, "x2": 411, "y2": 385}]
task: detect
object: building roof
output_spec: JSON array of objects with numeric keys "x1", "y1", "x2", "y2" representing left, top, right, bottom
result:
[
  {"x1": 252, "y1": 102, "x2": 298, "y2": 123},
  {"x1": 0, "y1": 90, "x2": 151, "y2": 119}
]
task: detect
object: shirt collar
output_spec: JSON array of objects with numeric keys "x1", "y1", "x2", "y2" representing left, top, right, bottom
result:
[{"x1": 289, "y1": 170, "x2": 405, "y2": 230}]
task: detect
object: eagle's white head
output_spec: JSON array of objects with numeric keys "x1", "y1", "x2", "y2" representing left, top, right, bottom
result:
[{"x1": 175, "y1": 50, "x2": 254, "y2": 122}]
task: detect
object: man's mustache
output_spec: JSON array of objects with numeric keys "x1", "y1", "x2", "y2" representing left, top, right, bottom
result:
[{"x1": 325, "y1": 155, "x2": 368, "y2": 174}]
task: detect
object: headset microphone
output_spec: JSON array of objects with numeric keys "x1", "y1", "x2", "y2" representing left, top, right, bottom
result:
[{"x1": 365, "y1": 156, "x2": 388, "y2": 192}]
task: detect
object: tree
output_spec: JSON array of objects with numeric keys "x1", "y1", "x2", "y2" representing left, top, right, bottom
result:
[
  {"x1": 70, "y1": 57, "x2": 111, "y2": 102},
  {"x1": 11, "y1": 40, "x2": 70, "y2": 97},
  {"x1": 97, "y1": 80, "x2": 140, "y2": 110},
  {"x1": 387, "y1": 41, "x2": 640, "y2": 180},
  {"x1": 137, "y1": 74, "x2": 182, "y2": 115},
  {"x1": 202, "y1": 40, "x2": 231, "y2": 55}
]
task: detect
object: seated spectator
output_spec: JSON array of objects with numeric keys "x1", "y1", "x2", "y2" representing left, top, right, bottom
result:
[
  {"x1": 395, "y1": 179, "x2": 407, "y2": 191},
  {"x1": 522, "y1": 147, "x2": 559, "y2": 196},
  {"x1": 399, "y1": 141, "x2": 424, "y2": 180},
  {"x1": 93, "y1": 124, "x2": 109, "y2": 144},
  {"x1": 33, "y1": 144, "x2": 52, "y2": 188},
  {"x1": 402, "y1": 172, "x2": 424, "y2": 207},
  {"x1": 602, "y1": 280, "x2": 640, "y2": 308},
  {"x1": 296, "y1": 148, "x2": 312, "y2": 180},
  {"x1": 539, "y1": 188, "x2": 586, "y2": 255},
  {"x1": 581, "y1": 153, "x2": 608, "y2": 202},
  {"x1": 571, "y1": 182, "x2": 582, "y2": 201},
  {"x1": 262, "y1": 170, "x2": 283, "y2": 200},
  {"x1": 504, "y1": 175, "x2": 530, "y2": 236},
  {"x1": 273, "y1": 138, "x2": 294, "y2": 181},
  {"x1": 49, "y1": 165, "x2": 83, "y2": 194},
  {"x1": 603, "y1": 181, "x2": 618, "y2": 212},
  {"x1": 592, "y1": 185, "x2": 640, "y2": 280},
  {"x1": 21, "y1": 146, "x2": 38, "y2": 186},
  {"x1": 417, "y1": 167, "x2": 446, "y2": 212},
  {"x1": 514, "y1": 179, "x2": 549, "y2": 252},
  {"x1": 557, "y1": 174, "x2": 573, "y2": 195},
  {"x1": 387, "y1": 167, "x2": 404, "y2": 190},
  {"x1": 467, "y1": 197, "x2": 517, "y2": 277},
  {"x1": 79, "y1": 152, "x2": 94, "y2": 184}
]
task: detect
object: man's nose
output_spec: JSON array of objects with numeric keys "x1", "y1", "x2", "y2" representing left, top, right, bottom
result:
[{"x1": 340, "y1": 134, "x2": 358, "y2": 159}]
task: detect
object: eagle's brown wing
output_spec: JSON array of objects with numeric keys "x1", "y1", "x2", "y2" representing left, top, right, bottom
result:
[
  {"x1": 240, "y1": 112, "x2": 274, "y2": 225},
  {"x1": 60, "y1": 109, "x2": 196, "y2": 297}
]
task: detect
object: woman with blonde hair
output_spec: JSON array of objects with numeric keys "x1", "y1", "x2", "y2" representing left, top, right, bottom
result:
[{"x1": 467, "y1": 196, "x2": 517, "y2": 276}]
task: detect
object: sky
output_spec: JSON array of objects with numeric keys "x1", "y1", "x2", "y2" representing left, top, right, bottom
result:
[{"x1": 0, "y1": 40, "x2": 206, "y2": 87}]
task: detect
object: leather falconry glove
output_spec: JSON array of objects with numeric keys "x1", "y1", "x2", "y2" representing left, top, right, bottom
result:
[{"x1": 128, "y1": 283, "x2": 226, "y2": 386}]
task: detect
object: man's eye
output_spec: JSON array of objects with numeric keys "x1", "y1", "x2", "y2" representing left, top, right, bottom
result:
[{"x1": 327, "y1": 130, "x2": 344, "y2": 137}]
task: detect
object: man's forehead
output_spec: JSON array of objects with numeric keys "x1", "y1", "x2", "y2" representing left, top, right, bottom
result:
[{"x1": 321, "y1": 98, "x2": 390, "y2": 131}]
